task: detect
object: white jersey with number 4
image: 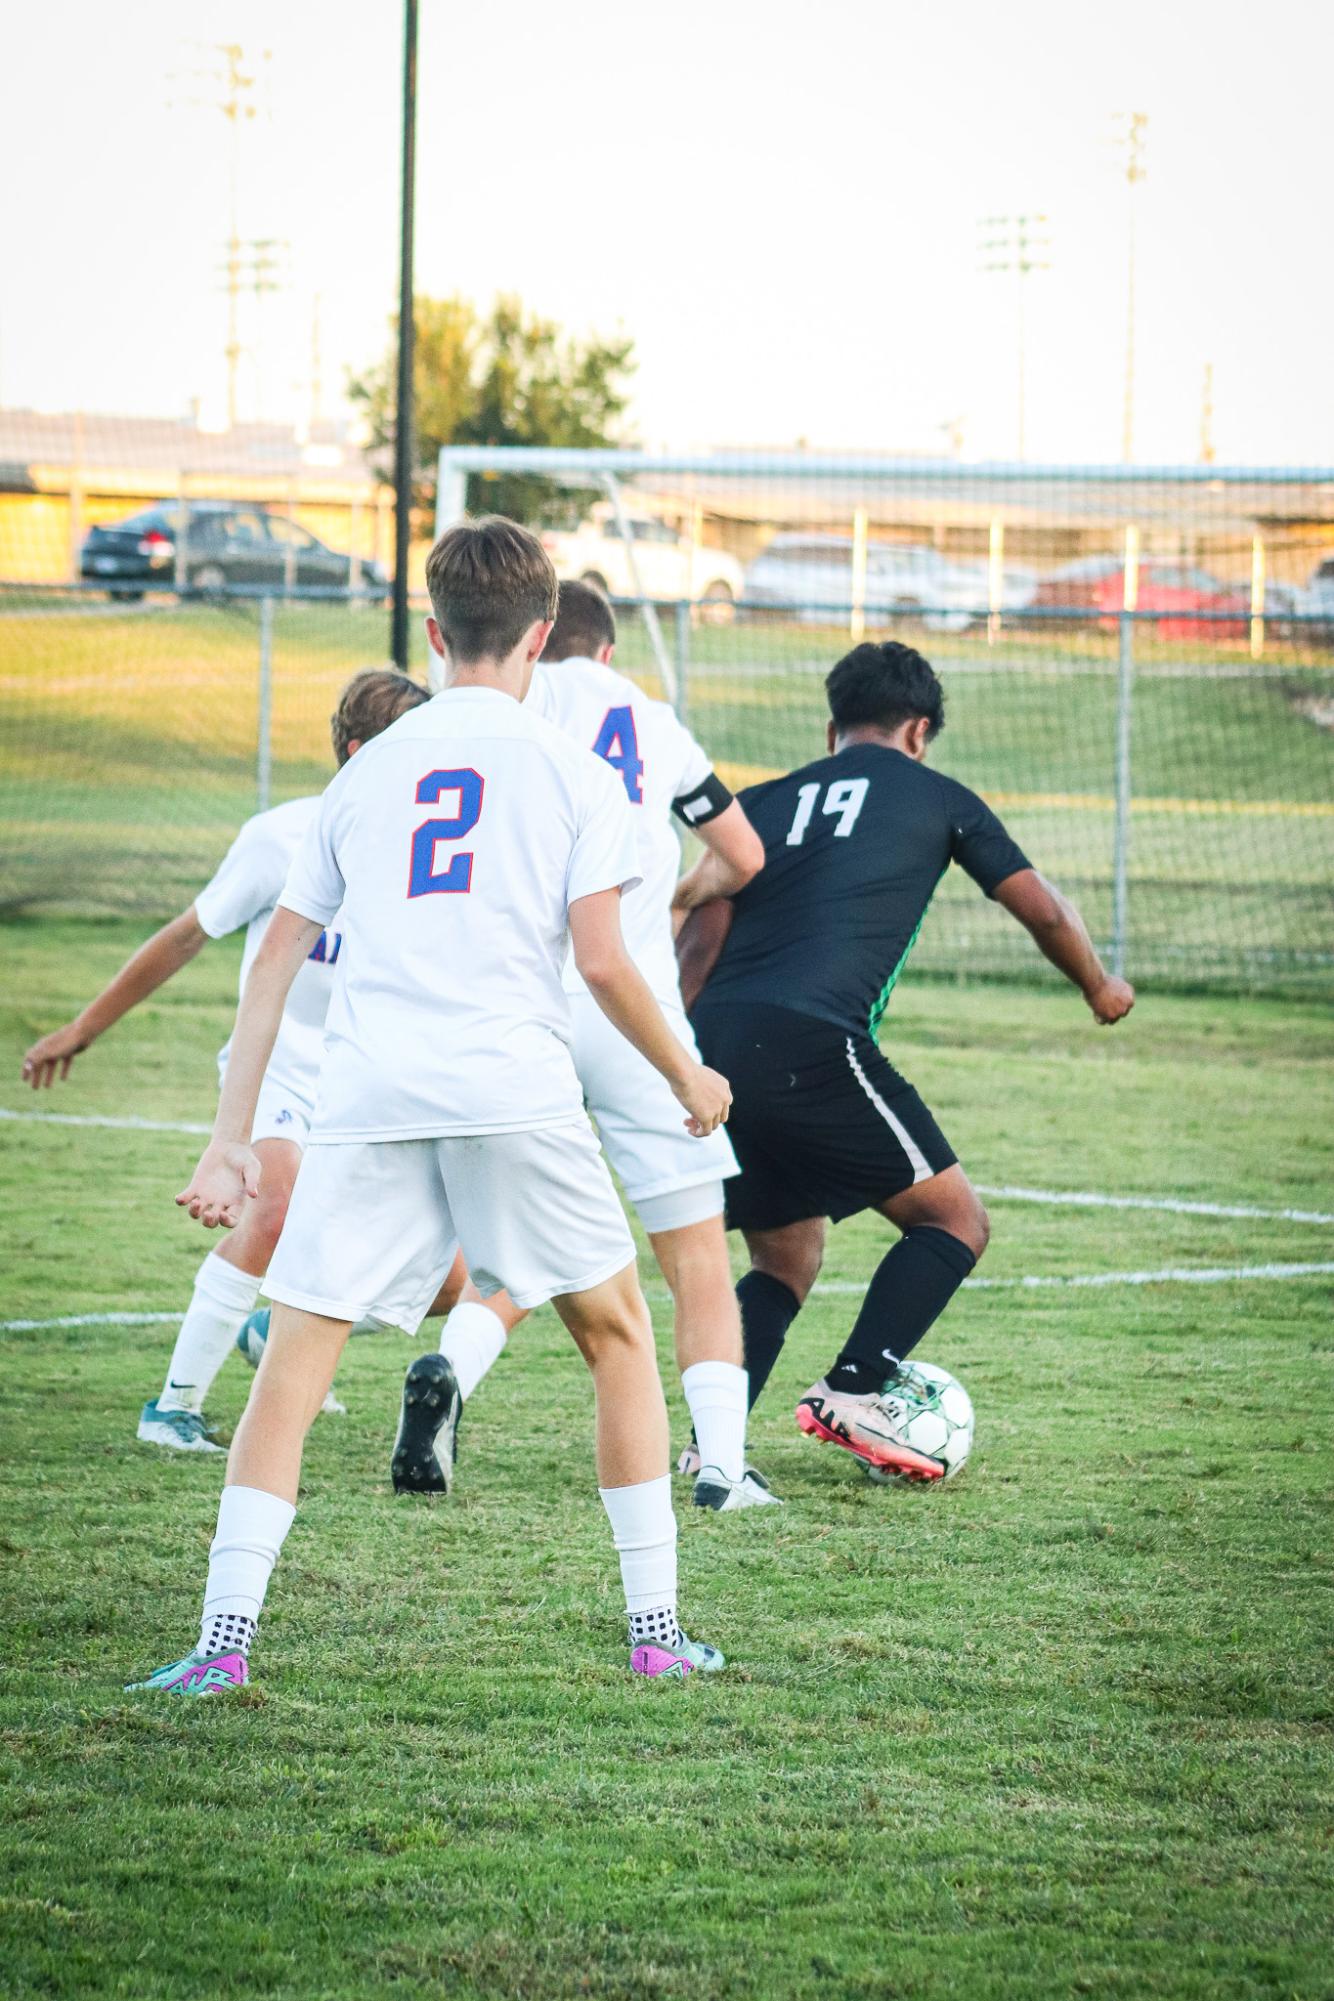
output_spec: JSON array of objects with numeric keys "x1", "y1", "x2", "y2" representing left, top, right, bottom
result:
[
  {"x1": 526, "y1": 657, "x2": 714, "y2": 1004},
  {"x1": 194, "y1": 796, "x2": 344, "y2": 1112},
  {"x1": 279, "y1": 685, "x2": 641, "y2": 1144}
]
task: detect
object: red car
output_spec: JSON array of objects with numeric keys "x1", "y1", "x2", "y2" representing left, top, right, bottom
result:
[{"x1": 1030, "y1": 557, "x2": 1250, "y2": 639}]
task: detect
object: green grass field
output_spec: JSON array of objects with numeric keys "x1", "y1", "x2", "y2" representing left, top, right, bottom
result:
[
  {"x1": 3, "y1": 596, "x2": 1331, "y2": 989},
  {"x1": 2, "y1": 919, "x2": 1332, "y2": 1999}
]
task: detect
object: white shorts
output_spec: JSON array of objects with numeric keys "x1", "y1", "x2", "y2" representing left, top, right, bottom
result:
[
  {"x1": 569, "y1": 991, "x2": 737, "y2": 1225},
  {"x1": 264, "y1": 1116, "x2": 636, "y2": 1331},
  {"x1": 250, "y1": 1076, "x2": 313, "y2": 1150}
]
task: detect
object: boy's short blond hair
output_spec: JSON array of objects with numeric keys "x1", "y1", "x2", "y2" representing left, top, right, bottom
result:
[
  {"x1": 331, "y1": 668, "x2": 429, "y2": 767},
  {"x1": 424, "y1": 516, "x2": 558, "y2": 664}
]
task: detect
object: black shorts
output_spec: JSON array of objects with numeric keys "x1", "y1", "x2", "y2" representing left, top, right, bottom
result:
[{"x1": 694, "y1": 1002, "x2": 956, "y2": 1232}]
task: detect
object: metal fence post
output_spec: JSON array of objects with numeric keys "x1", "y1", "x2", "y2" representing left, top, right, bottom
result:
[
  {"x1": 1111, "y1": 611, "x2": 1134, "y2": 977},
  {"x1": 257, "y1": 597, "x2": 274, "y2": 813},
  {"x1": 673, "y1": 598, "x2": 691, "y2": 724}
]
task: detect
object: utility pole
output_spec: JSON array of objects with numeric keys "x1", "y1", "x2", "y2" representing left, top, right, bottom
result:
[
  {"x1": 978, "y1": 214, "x2": 1050, "y2": 459},
  {"x1": 217, "y1": 237, "x2": 287, "y2": 422},
  {"x1": 309, "y1": 293, "x2": 325, "y2": 434},
  {"x1": 216, "y1": 44, "x2": 263, "y2": 430},
  {"x1": 1199, "y1": 360, "x2": 1215, "y2": 465},
  {"x1": 391, "y1": 0, "x2": 419, "y2": 669},
  {"x1": 171, "y1": 42, "x2": 269, "y2": 429},
  {"x1": 1112, "y1": 112, "x2": 1148, "y2": 463}
]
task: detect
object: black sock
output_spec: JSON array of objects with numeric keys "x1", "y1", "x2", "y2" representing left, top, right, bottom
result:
[
  {"x1": 829, "y1": 1228, "x2": 977, "y2": 1389},
  {"x1": 737, "y1": 1270, "x2": 802, "y2": 1411}
]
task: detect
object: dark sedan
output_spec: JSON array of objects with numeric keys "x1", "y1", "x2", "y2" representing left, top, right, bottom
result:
[{"x1": 80, "y1": 502, "x2": 388, "y2": 599}]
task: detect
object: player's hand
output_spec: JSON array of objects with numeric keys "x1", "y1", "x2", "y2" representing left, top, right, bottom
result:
[
  {"x1": 1086, "y1": 975, "x2": 1135, "y2": 1025},
  {"x1": 673, "y1": 1062, "x2": 732, "y2": 1138},
  {"x1": 21, "y1": 1022, "x2": 89, "y2": 1089},
  {"x1": 176, "y1": 1141, "x2": 262, "y2": 1229}
]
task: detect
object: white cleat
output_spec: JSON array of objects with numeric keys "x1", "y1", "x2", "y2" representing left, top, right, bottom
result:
[
  {"x1": 137, "y1": 1400, "x2": 224, "y2": 1454},
  {"x1": 692, "y1": 1465, "x2": 784, "y2": 1510}
]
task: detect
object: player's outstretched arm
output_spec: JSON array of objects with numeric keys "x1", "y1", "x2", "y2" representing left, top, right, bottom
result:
[
  {"x1": 21, "y1": 907, "x2": 209, "y2": 1088},
  {"x1": 569, "y1": 889, "x2": 732, "y2": 1136},
  {"x1": 177, "y1": 906, "x2": 323, "y2": 1228},
  {"x1": 671, "y1": 802, "x2": 765, "y2": 915},
  {"x1": 993, "y1": 869, "x2": 1135, "y2": 1025}
]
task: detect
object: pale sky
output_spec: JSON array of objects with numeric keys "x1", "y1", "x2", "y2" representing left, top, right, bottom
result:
[{"x1": 1, "y1": 0, "x2": 1329, "y2": 464}]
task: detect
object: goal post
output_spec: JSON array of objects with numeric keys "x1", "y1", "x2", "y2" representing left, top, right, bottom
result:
[{"x1": 431, "y1": 446, "x2": 1334, "y2": 997}]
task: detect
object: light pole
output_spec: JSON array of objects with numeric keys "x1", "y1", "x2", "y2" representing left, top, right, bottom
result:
[
  {"x1": 978, "y1": 213, "x2": 1050, "y2": 460},
  {"x1": 1112, "y1": 112, "x2": 1148, "y2": 463},
  {"x1": 170, "y1": 42, "x2": 268, "y2": 429},
  {"x1": 391, "y1": 0, "x2": 419, "y2": 670}
]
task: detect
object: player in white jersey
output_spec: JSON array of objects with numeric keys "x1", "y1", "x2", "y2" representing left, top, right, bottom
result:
[
  {"x1": 393, "y1": 580, "x2": 778, "y2": 1511},
  {"x1": 21, "y1": 670, "x2": 432, "y2": 1451},
  {"x1": 128, "y1": 518, "x2": 734, "y2": 1696}
]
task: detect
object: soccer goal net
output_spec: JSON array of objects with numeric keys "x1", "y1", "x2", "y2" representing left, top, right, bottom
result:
[
  {"x1": 431, "y1": 447, "x2": 1334, "y2": 995},
  {"x1": 0, "y1": 448, "x2": 1329, "y2": 998}
]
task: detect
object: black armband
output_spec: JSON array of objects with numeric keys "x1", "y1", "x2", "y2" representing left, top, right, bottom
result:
[{"x1": 672, "y1": 770, "x2": 733, "y2": 828}]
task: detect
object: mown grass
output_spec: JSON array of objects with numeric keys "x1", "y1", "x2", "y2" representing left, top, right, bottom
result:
[{"x1": 1, "y1": 921, "x2": 1332, "y2": 1999}]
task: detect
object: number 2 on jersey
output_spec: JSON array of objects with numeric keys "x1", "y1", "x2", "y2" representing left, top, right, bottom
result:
[
  {"x1": 591, "y1": 704, "x2": 644, "y2": 803},
  {"x1": 408, "y1": 768, "x2": 484, "y2": 896},
  {"x1": 785, "y1": 776, "x2": 869, "y2": 845}
]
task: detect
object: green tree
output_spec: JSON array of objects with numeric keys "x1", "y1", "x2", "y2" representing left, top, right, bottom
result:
[{"x1": 348, "y1": 294, "x2": 635, "y2": 522}]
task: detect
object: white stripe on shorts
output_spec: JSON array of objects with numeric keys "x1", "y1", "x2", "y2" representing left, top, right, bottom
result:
[{"x1": 844, "y1": 1037, "x2": 932, "y2": 1186}]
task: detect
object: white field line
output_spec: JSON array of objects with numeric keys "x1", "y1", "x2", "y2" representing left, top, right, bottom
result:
[
  {"x1": 2, "y1": 1311, "x2": 186, "y2": 1331},
  {"x1": 5, "y1": 1261, "x2": 1333, "y2": 1334},
  {"x1": 973, "y1": 1181, "x2": 1334, "y2": 1228},
  {"x1": 813, "y1": 1261, "x2": 1334, "y2": 1295},
  {"x1": 6, "y1": 1107, "x2": 1330, "y2": 1227},
  {"x1": 0, "y1": 1107, "x2": 211, "y2": 1135}
]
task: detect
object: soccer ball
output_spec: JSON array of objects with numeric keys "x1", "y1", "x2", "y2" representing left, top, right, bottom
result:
[{"x1": 865, "y1": 1359, "x2": 974, "y2": 1484}]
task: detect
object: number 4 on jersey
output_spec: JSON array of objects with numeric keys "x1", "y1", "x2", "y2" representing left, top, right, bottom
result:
[
  {"x1": 785, "y1": 776, "x2": 869, "y2": 845},
  {"x1": 592, "y1": 705, "x2": 644, "y2": 803}
]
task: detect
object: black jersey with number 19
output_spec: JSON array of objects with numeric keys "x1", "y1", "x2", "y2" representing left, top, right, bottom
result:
[{"x1": 701, "y1": 743, "x2": 1030, "y2": 1037}]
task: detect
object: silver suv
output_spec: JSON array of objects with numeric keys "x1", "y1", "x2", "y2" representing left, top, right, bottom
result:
[{"x1": 743, "y1": 534, "x2": 1026, "y2": 631}]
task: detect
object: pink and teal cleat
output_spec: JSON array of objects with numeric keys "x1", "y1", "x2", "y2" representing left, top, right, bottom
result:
[
  {"x1": 124, "y1": 1649, "x2": 248, "y2": 1696},
  {"x1": 630, "y1": 1630, "x2": 725, "y2": 1679}
]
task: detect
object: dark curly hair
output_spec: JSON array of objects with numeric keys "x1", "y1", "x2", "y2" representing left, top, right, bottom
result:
[{"x1": 826, "y1": 640, "x2": 945, "y2": 741}]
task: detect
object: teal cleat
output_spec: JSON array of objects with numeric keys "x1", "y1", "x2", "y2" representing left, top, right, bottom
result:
[
  {"x1": 137, "y1": 1399, "x2": 223, "y2": 1454},
  {"x1": 125, "y1": 1649, "x2": 248, "y2": 1695},
  {"x1": 235, "y1": 1307, "x2": 345, "y2": 1415}
]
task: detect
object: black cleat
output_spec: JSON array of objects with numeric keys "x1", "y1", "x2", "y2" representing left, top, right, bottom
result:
[{"x1": 391, "y1": 1353, "x2": 462, "y2": 1495}]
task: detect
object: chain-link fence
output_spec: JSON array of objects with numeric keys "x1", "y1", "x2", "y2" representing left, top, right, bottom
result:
[{"x1": 2, "y1": 574, "x2": 1330, "y2": 995}]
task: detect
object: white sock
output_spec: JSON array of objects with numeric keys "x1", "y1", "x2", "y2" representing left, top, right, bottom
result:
[
  {"x1": 681, "y1": 1359, "x2": 748, "y2": 1484},
  {"x1": 598, "y1": 1473, "x2": 678, "y2": 1640},
  {"x1": 440, "y1": 1301, "x2": 508, "y2": 1401},
  {"x1": 200, "y1": 1484, "x2": 296, "y2": 1651},
  {"x1": 158, "y1": 1253, "x2": 262, "y2": 1415}
]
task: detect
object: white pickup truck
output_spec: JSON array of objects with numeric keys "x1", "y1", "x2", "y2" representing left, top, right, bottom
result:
[{"x1": 539, "y1": 507, "x2": 744, "y2": 612}]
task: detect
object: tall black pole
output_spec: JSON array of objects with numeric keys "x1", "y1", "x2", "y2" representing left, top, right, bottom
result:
[{"x1": 390, "y1": 0, "x2": 418, "y2": 669}]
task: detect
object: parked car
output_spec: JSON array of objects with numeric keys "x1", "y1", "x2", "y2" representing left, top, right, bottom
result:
[
  {"x1": 1304, "y1": 555, "x2": 1334, "y2": 639},
  {"x1": 742, "y1": 534, "x2": 1028, "y2": 631},
  {"x1": 538, "y1": 508, "x2": 744, "y2": 612},
  {"x1": 80, "y1": 502, "x2": 389, "y2": 600},
  {"x1": 1028, "y1": 557, "x2": 1249, "y2": 638}
]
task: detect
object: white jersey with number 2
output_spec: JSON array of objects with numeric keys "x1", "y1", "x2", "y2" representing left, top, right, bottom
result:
[
  {"x1": 526, "y1": 656, "x2": 713, "y2": 1004},
  {"x1": 279, "y1": 685, "x2": 641, "y2": 1144}
]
